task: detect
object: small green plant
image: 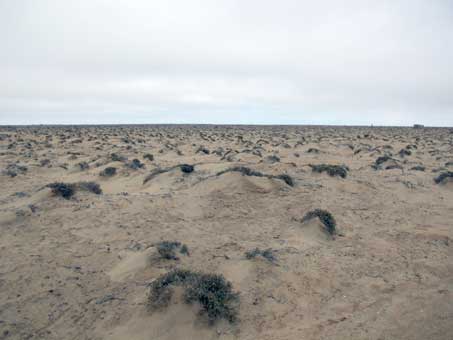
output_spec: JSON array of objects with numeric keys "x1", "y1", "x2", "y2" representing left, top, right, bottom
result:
[
  {"x1": 148, "y1": 269, "x2": 238, "y2": 324},
  {"x1": 302, "y1": 209, "x2": 337, "y2": 235}
]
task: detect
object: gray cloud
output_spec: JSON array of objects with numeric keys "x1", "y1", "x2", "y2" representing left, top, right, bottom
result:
[{"x1": 1, "y1": 0, "x2": 453, "y2": 125}]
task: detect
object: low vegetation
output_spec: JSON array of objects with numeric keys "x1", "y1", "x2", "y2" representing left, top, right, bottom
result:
[
  {"x1": 434, "y1": 171, "x2": 453, "y2": 184},
  {"x1": 148, "y1": 269, "x2": 239, "y2": 324},
  {"x1": 217, "y1": 166, "x2": 294, "y2": 186},
  {"x1": 245, "y1": 248, "x2": 276, "y2": 263},
  {"x1": 47, "y1": 181, "x2": 102, "y2": 199},
  {"x1": 309, "y1": 164, "x2": 349, "y2": 178},
  {"x1": 302, "y1": 209, "x2": 337, "y2": 235},
  {"x1": 100, "y1": 167, "x2": 117, "y2": 177},
  {"x1": 156, "y1": 241, "x2": 189, "y2": 260}
]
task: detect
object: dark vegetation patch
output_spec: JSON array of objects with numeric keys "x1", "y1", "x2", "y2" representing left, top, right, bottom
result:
[
  {"x1": 47, "y1": 182, "x2": 75, "y2": 199},
  {"x1": 156, "y1": 241, "x2": 189, "y2": 260},
  {"x1": 309, "y1": 164, "x2": 349, "y2": 178},
  {"x1": 78, "y1": 161, "x2": 89, "y2": 170},
  {"x1": 47, "y1": 181, "x2": 103, "y2": 199},
  {"x1": 2, "y1": 164, "x2": 28, "y2": 177},
  {"x1": 306, "y1": 148, "x2": 319, "y2": 153},
  {"x1": 410, "y1": 165, "x2": 425, "y2": 171},
  {"x1": 40, "y1": 159, "x2": 51, "y2": 167},
  {"x1": 100, "y1": 167, "x2": 117, "y2": 177},
  {"x1": 148, "y1": 269, "x2": 238, "y2": 324},
  {"x1": 385, "y1": 164, "x2": 403, "y2": 170},
  {"x1": 111, "y1": 153, "x2": 127, "y2": 162},
  {"x1": 302, "y1": 209, "x2": 337, "y2": 235},
  {"x1": 76, "y1": 181, "x2": 102, "y2": 195},
  {"x1": 434, "y1": 171, "x2": 453, "y2": 184},
  {"x1": 196, "y1": 146, "x2": 210, "y2": 154},
  {"x1": 143, "y1": 164, "x2": 195, "y2": 184},
  {"x1": 180, "y1": 164, "x2": 194, "y2": 173},
  {"x1": 245, "y1": 248, "x2": 276, "y2": 263},
  {"x1": 127, "y1": 159, "x2": 145, "y2": 169},
  {"x1": 398, "y1": 148, "x2": 411, "y2": 157},
  {"x1": 144, "y1": 153, "x2": 154, "y2": 161},
  {"x1": 216, "y1": 166, "x2": 294, "y2": 186}
]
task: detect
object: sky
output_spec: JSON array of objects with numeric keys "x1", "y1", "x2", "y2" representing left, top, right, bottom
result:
[{"x1": 1, "y1": 0, "x2": 453, "y2": 126}]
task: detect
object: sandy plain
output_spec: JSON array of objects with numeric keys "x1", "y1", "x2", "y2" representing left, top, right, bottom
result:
[{"x1": 0, "y1": 125, "x2": 452, "y2": 340}]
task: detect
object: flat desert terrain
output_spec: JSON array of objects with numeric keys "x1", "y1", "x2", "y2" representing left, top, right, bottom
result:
[{"x1": 0, "y1": 125, "x2": 452, "y2": 340}]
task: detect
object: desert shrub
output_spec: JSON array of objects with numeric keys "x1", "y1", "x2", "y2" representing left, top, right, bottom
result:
[
  {"x1": 274, "y1": 174, "x2": 294, "y2": 187},
  {"x1": 127, "y1": 159, "x2": 145, "y2": 169},
  {"x1": 180, "y1": 244, "x2": 190, "y2": 255},
  {"x1": 217, "y1": 166, "x2": 264, "y2": 177},
  {"x1": 78, "y1": 161, "x2": 89, "y2": 170},
  {"x1": 217, "y1": 166, "x2": 294, "y2": 187},
  {"x1": 245, "y1": 248, "x2": 276, "y2": 262},
  {"x1": 111, "y1": 153, "x2": 127, "y2": 162},
  {"x1": 40, "y1": 159, "x2": 51, "y2": 167},
  {"x1": 47, "y1": 182, "x2": 75, "y2": 199},
  {"x1": 307, "y1": 148, "x2": 319, "y2": 153},
  {"x1": 196, "y1": 146, "x2": 210, "y2": 154},
  {"x1": 144, "y1": 153, "x2": 154, "y2": 161},
  {"x1": 156, "y1": 241, "x2": 189, "y2": 260},
  {"x1": 180, "y1": 164, "x2": 194, "y2": 173},
  {"x1": 76, "y1": 181, "x2": 102, "y2": 194},
  {"x1": 385, "y1": 164, "x2": 403, "y2": 170},
  {"x1": 398, "y1": 149, "x2": 411, "y2": 157},
  {"x1": 410, "y1": 165, "x2": 425, "y2": 171},
  {"x1": 149, "y1": 269, "x2": 238, "y2": 324},
  {"x1": 434, "y1": 171, "x2": 453, "y2": 184},
  {"x1": 302, "y1": 209, "x2": 337, "y2": 235},
  {"x1": 309, "y1": 164, "x2": 348, "y2": 178},
  {"x1": 100, "y1": 167, "x2": 117, "y2": 177},
  {"x1": 375, "y1": 155, "x2": 392, "y2": 166},
  {"x1": 266, "y1": 155, "x2": 280, "y2": 163}
]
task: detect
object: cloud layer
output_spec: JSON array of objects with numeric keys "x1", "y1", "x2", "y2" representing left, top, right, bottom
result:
[{"x1": 1, "y1": 0, "x2": 452, "y2": 125}]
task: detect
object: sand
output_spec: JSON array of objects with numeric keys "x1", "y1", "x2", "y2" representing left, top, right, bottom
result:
[{"x1": 0, "y1": 125, "x2": 452, "y2": 340}]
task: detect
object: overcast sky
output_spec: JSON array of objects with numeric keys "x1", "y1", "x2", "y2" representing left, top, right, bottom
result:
[{"x1": 1, "y1": 0, "x2": 452, "y2": 126}]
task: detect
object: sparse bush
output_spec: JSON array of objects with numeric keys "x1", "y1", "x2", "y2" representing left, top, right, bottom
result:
[
  {"x1": 217, "y1": 166, "x2": 294, "y2": 186},
  {"x1": 302, "y1": 209, "x2": 337, "y2": 235},
  {"x1": 310, "y1": 164, "x2": 348, "y2": 178},
  {"x1": 307, "y1": 148, "x2": 319, "y2": 153},
  {"x1": 434, "y1": 171, "x2": 453, "y2": 184},
  {"x1": 78, "y1": 161, "x2": 89, "y2": 170},
  {"x1": 47, "y1": 182, "x2": 75, "y2": 199},
  {"x1": 77, "y1": 181, "x2": 102, "y2": 194},
  {"x1": 127, "y1": 158, "x2": 145, "y2": 169},
  {"x1": 398, "y1": 149, "x2": 411, "y2": 157},
  {"x1": 111, "y1": 153, "x2": 127, "y2": 162},
  {"x1": 274, "y1": 174, "x2": 294, "y2": 187},
  {"x1": 196, "y1": 146, "x2": 210, "y2": 154},
  {"x1": 411, "y1": 165, "x2": 425, "y2": 171},
  {"x1": 180, "y1": 164, "x2": 194, "y2": 173},
  {"x1": 100, "y1": 167, "x2": 117, "y2": 177},
  {"x1": 156, "y1": 241, "x2": 189, "y2": 260},
  {"x1": 144, "y1": 153, "x2": 154, "y2": 161},
  {"x1": 245, "y1": 248, "x2": 276, "y2": 262},
  {"x1": 149, "y1": 269, "x2": 238, "y2": 324}
]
